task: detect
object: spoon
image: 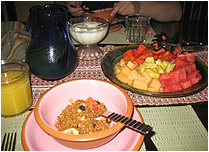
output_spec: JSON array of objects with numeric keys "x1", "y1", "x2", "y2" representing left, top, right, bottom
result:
[
  {"x1": 97, "y1": 15, "x2": 125, "y2": 28},
  {"x1": 102, "y1": 110, "x2": 152, "y2": 135}
]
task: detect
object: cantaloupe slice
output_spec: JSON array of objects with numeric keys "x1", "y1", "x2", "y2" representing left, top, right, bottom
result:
[
  {"x1": 132, "y1": 79, "x2": 148, "y2": 90},
  {"x1": 140, "y1": 72, "x2": 152, "y2": 84},
  {"x1": 120, "y1": 64, "x2": 131, "y2": 76},
  {"x1": 116, "y1": 73, "x2": 129, "y2": 84},
  {"x1": 149, "y1": 78, "x2": 161, "y2": 92}
]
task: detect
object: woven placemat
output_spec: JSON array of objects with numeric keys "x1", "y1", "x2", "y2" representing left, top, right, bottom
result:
[
  {"x1": 138, "y1": 105, "x2": 208, "y2": 151},
  {"x1": 1, "y1": 105, "x2": 207, "y2": 151},
  {"x1": 30, "y1": 45, "x2": 208, "y2": 107},
  {"x1": 1, "y1": 111, "x2": 30, "y2": 151}
]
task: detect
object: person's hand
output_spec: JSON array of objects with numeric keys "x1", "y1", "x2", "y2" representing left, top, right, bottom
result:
[
  {"x1": 66, "y1": 1, "x2": 89, "y2": 16},
  {"x1": 111, "y1": 1, "x2": 139, "y2": 16}
]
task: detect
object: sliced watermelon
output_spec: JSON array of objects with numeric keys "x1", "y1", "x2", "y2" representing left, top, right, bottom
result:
[
  {"x1": 169, "y1": 67, "x2": 187, "y2": 82},
  {"x1": 163, "y1": 86, "x2": 172, "y2": 92},
  {"x1": 174, "y1": 58, "x2": 190, "y2": 69},
  {"x1": 176, "y1": 53, "x2": 195, "y2": 63},
  {"x1": 185, "y1": 53, "x2": 195, "y2": 62},
  {"x1": 180, "y1": 79, "x2": 192, "y2": 89},
  {"x1": 170, "y1": 83, "x2": 182, "y2": 92},
  {"x1": 159, "y1": 52, "x2": 201, "y2": 92},
  {"x1": 159, "y1": 73, "x2": 172, "y2": 81},
  {"x1": 160, "y1": 78, "x2": 177, "y2": 87},
  {"x1": 163, "y1": 83, "x2": 182, "y2": 92},
  {"x1": 177, "y1": 54, "x2": 186, "y2": 60},
  {"x1": 187, "y1": 70, "x2": 202, "y2": 85},
  {"x1": 185, "y1": 63, "x2": 196, "y2": 73}
]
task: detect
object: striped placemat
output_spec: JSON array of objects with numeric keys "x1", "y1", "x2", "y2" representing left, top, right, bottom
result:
[{"x1": 30, "y1": 45, "x2": 208, "y2": 107}]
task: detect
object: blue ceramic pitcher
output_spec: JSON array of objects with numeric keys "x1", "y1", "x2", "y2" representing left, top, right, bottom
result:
[{"x1": 26, "y1": 4, "x2": 78, "y2": 80}]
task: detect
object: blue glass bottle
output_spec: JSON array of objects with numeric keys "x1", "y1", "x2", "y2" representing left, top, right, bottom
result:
[{"x1": 26, "y1": 4, "x2": 78, "y2": 80}]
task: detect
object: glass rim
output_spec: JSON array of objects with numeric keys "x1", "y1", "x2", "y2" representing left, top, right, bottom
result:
[
  {"x1": 126, "y1": 14, "x2": 151, "y2": 21},
  {"x1": 1, "y1": 60, "x2": 29, "y2": 84},
  {"x1": 68, "y1": 16, "x2": 109, "y2": 27}
]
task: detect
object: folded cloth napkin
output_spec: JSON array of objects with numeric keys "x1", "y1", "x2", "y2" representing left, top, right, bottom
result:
[{"x1": 1, "y1": 21, "x2": 31, "y2": 61}]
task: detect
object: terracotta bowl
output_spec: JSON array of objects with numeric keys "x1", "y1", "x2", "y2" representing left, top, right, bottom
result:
[
  {"x1": 83, "y1": 8, "x2": 115, "y2": 21},
  {"x1": 83, "y1": 8, "x2": 122, "y2": 32},
  {"x1": 34, "y1": 79, "x2": 133, "y2": 149}
]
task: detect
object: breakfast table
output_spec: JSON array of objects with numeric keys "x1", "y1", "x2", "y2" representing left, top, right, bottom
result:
[{"x1": 1, "y1": 21, "x2": 208, "y2": 151}]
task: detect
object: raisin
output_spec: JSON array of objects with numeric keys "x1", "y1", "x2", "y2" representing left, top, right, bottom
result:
[
  {"x1": 106, "y1": 118, "x2": 111, "y2": 124},
  {"x1": 79, "y1": 105, "x2": 85, "y2": 111}
]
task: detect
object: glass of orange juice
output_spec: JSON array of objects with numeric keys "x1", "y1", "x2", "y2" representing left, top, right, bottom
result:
[{"x1": 1, "y1": 60, "x2": 32, "y2": 117}]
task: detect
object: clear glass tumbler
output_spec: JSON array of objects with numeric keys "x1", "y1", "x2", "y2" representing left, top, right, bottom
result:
[{"x1": 126, "y1": 14, "x2": 151, "y2": 44}]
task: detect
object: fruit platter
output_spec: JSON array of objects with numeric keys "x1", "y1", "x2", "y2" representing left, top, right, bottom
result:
[{"x1": 101, "y1": 44, "x2": 208, "y2": 98}]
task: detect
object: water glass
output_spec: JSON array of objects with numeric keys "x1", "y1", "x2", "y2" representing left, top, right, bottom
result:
[
  {"x1": 125, "y1": 14, "x2": 151, "y2": 44},
  {"x1": 1, "y1": 60, "x2": 32, "y2": 117}
]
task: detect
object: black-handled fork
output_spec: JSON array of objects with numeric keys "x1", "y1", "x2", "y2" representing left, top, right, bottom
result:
[{"x1": 1, "y1": 132, "x2": 17, "y2": 151}]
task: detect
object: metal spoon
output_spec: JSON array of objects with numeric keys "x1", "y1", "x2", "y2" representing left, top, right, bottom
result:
[
  {"x1": 102, "y1": 110, "x2": 152, "y2": 135},
  {"x1": 97, "y1": 15, "x2": 125, "y2": 28}
]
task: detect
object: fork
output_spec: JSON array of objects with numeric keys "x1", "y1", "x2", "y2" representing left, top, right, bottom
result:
[{"x1": 1, "y1": 132, "x2": 17, "y2": 151}]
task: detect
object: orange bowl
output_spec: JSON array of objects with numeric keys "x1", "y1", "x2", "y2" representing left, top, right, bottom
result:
[
  {"x1": 83, "y1": 8, "x2": 122, "y2": 32},
  {"x1": 34, "y1": 79, "x2": 133, "y2": 149},
  {"x1": 83, "y1": 8, "x2": 115, "y2": 21}
]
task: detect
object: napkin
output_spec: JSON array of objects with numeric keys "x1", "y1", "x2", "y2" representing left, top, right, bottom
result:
[{"x1": 1, "y1": 21, "x2": 31, "y2": 61}]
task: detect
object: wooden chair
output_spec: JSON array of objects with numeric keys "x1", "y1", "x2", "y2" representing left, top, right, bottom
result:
[{"x1": 180, "y1": 1, "x2": 208, "y2": 45}]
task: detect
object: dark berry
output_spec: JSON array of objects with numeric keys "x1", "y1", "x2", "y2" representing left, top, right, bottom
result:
[
  {"x1": 79, "y1": 105, "x2": 85, "y2": 111},
  {"x1": 106, "y1": 118, "x2": 111, "y2": 124}
]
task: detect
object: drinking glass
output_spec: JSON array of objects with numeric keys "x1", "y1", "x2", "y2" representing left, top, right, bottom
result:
[
  {"x1": 1, "y1": 60, "x2": 32, "y2": 117},
  {"x1": 125, "y1": 14, "x2": 151, "y2": 44}
]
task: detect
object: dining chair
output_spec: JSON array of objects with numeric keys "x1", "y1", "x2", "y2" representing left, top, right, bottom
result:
[
  {"x1": 181, "y1": 1, "x2": 208, "y2": 21},
  {"x1": 179, "y1": 1, "x2": 208, "y2": 45}
]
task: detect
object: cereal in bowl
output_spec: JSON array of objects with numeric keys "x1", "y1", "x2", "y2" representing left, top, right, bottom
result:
[{"x1": 54, "y1": 97, "x2": 112, "y2": 134}]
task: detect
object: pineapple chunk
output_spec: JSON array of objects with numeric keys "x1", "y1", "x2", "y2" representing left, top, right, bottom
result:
[
  {"x1": 163, "y1": 60, "x2": 169, "y2": 69},
  {"x1": 114, "y1": 64, "x2": 121, "y2": 75},
  {"x1": 127, "y1": 60, "x2": 137, "y2": 70},
  {"x1": 118, "y1": 58, "x2": 126, "y2": 66},
  {"x1": 116, "y1": 73, "x2": 130, "y2": 84},
  {"x1": 156, "y1": 65, "x2": 165, "y2": 74},
  {"x1": 165, "y1": 62, "x2": 175, "y2": 74},
  {"x1": 120, "y1": 64, "x2": 131, "y2": 76},
  {"x1": 145, "y1": 57, "x2": 155, "y2": 63},
  {"x1": 143, "y1": 62, "x2": 157, "y2": 69},
  {"x1": 152, "y1": 68, "x2": 158, "y2": 72},
  {"x1": 132, "y1": 79, "x2": 148, "y2": 90},
  {"x1": 145, "y1": 68, "x2": 160, "y2": 79},
  {"x1": 137, "y1": 64, "x2": 145, "y2": 73},
  {"x1": 155, "y1": 59, "x2": 166, "y2": 69}
]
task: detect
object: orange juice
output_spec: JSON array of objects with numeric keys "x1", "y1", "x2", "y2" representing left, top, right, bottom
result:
[{"x1": 1, "y1": 61, "x2": 32, "y2": 117}]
